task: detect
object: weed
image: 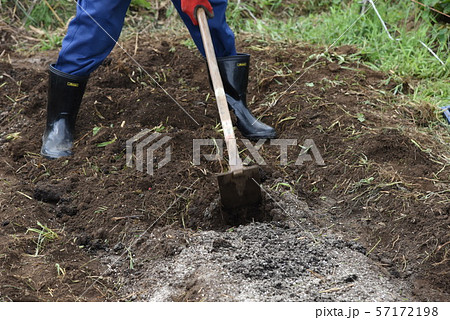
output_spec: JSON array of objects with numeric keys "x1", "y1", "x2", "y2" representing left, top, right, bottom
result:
[
  {"x1": 26, "y1": 221, "x2": 58, "y2": 256},
  {"x1": 151, "y1": 123, "x2": 167, "y2": 133},
  {"x1": 92, "y1": 126, "x2": 102, "y2": 136},
  {"x1": 271, "y1": 181, "x2": 294, "y2": 195},
  {"x1": 55, "y1": 263, "x2": 66, "y2": 277},
  {"x1": 38, "y1": 32, "x2": 63, "y2": 51},
  {"x1": 127, "y1": 247, "x2": 134, "y2": 269},
  {"x1": 420, "y1": 0, "x2": 450, "y2": 22},
  {"x1": 17, "y1": 0, "x2": 75, "y2": 29},
  {"x1": 94, "y1": 206, "x2": 108, "y2": 214},
  {"x1": 97, "y1": 134, "x2": 117, "y2": 147},
  {"x1": 5, "y1": 132, "x2": 20, "y2": 140},
  {"x1": 181, "y1": 38, "x2": 196, "y2": 50},
  {"x1": 131, "y1": 0, "x2": 151, "y2": 10}
]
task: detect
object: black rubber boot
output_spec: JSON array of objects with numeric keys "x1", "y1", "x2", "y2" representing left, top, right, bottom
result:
[
  {"x1": 41, "y1": 65, "x2": 88, "y2": 159},
  {"x1": 217, "y1": 53, "x2": 276, "y2": 139}
]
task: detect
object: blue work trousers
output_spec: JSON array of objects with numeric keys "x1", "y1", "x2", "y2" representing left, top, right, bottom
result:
[{"x1": 55, "y1": 0, "x2": 237, "y2": 76}]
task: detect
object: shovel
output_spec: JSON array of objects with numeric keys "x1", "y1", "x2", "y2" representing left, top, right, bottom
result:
[{"x1": 197, "y1": 8, "x2": 262, "y2": 209}]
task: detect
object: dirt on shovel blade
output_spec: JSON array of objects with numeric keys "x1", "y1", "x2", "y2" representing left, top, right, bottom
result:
[{"x1": 217, "y1": 166, "x2": 262, "y2": 209}]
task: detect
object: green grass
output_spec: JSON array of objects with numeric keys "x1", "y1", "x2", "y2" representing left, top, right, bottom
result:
[
  {"x1": 25, "y1": 0, "x2": 75, "y2": 29},
  {"x1": 131, "y1": 0, "x2": 152, "y2": 10},
  {"x1": 36, "y1": 32, "x2": 63, "y2": 51},
  {"x1": 421, "y1": 0, "x2": 450, "y2": 17},
  {"x1": 226, "y1": 0, "x2": 449, "y2": 106}
]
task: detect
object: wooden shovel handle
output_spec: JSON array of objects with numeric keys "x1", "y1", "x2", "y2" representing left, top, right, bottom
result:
[{"x1": 197, "y1": 8, "x2": 242, "y2": 170}]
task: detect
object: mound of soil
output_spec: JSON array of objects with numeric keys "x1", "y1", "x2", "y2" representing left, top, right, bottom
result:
[
  {"x1": 1, "y1": 30, "x2": 449, "y2": 301},
  {"x1": 118, "y1": 221, "x2": 409, "y2": 302}
]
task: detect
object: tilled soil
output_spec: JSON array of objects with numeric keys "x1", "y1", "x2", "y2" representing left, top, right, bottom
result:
[
  {"x1": 0, "y1": 28, "x2": 449, "y2": 301},
  {"x1": 117, "y1": 195, "x2": 410, "y2": 302}
]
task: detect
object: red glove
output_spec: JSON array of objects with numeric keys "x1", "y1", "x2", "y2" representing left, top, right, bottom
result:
[{"x1": 181, "y1": 0, "x2": 214, "y2": 26}]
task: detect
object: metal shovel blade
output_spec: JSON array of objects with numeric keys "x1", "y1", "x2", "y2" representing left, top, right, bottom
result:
[{"x1": 217, "y1": 165, "x2": 262, "y2": 209}]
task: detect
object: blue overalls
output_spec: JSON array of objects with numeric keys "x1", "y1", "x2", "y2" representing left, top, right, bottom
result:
[{"x1": 55, "y1": 0, "x2": 237, "y2": 76}]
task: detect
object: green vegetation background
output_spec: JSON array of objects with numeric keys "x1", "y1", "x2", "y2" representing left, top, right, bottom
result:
[{"x1": 2, "y1": 0, "x2": 449, "y2": 107}]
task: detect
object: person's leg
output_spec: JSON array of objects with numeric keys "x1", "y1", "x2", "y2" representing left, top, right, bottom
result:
[
  {"x1": 41, "y1": 66, "x2": 88, "y2": 159},
  {"x1": 171, "y1": 0, "x2": 236, "y2": 57},
  {"x1": 173, "y1": 0, "x2": 276, "y2": 139},
  {"x1": 42, "y1": 0, "x2": 131, "y2": 158},
  {"x1": 216, "y1": 53, "x2": 276, "y2": 139},
  {"x1": 55, "y1": 0, "x2": 131, "y2": 76}
]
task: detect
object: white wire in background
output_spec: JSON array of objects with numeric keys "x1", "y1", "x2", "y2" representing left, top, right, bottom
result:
[{"x1": 368, "y1": 0, "x2": 447, "y2": 67}]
